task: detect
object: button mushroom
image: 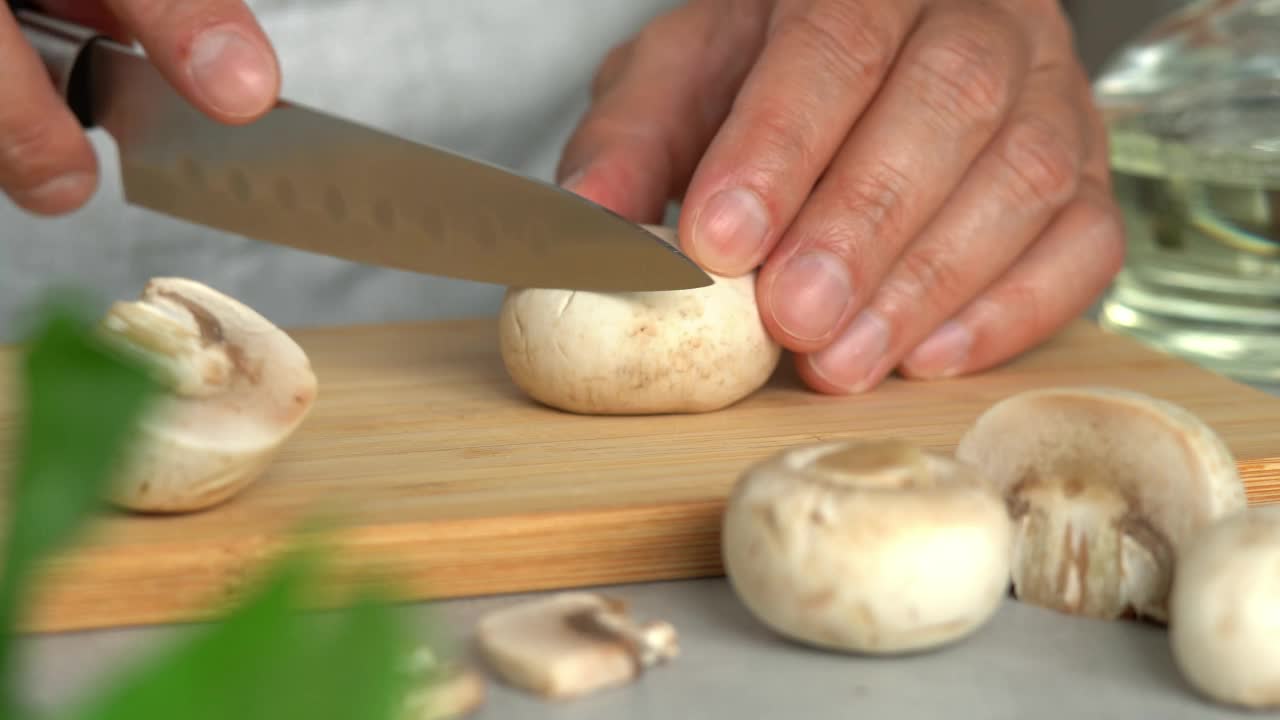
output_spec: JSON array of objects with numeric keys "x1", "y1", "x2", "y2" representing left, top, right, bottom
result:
[
  {"x1": 1168, "y1": 505, "x2": 1280, "y2": 710},
  {"x1": 721, "y1": 438, "x2": 1014, "y2": 654},
  {"x1": 496, "y1": 224, "x2": 781, "y2": 415},
  {"x1": 953, "y1": 386, "x2": 1246, "y2": 623},
  {"x1": 96, "y1": 277, "x2": 318, "y2": 513}
]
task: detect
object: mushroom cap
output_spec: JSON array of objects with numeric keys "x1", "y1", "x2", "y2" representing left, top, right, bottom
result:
[
  {"x1": 496, "y1": 224, "x2": 781, "y2": 415},
  {"x1": 101, "y1": 277, "x2": 317, "y2": 512},
  {"x1": 721, "y1": 439, "x2": 1013, "y2": 654},
  {"x1": 1169, "y1": 505, "x2": 1280, "y2": 710},
  {"x1": 953, "y1": 386, "x2": 1246, "y2": 620}
]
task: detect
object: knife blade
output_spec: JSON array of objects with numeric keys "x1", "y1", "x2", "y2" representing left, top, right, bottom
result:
[{"x1": 13, "y1": 9, "x2": 713, "y2": 292}]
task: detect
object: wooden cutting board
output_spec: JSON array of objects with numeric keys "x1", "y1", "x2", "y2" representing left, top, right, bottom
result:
[{"x1": 2, "y1": 316, "x2": 1278, "y2": 633}]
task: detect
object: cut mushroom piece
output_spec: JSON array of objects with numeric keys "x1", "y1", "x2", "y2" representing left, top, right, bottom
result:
[
  {"x1": 497, "y1": 224, "x2": 781, "y2": 415},
  {"x1": 96, "y1": 277, "x2": 318, "y2": 513},
  {"x1": 721, "y1": 438, "x2": 1013, "y2": 654},
  {"x1": 1169, "y1": 505, "x2": 1280, "y2": 710},
  {"x1": 475, "y1": 592, "x2": 678, "y2": 699},
  {"x1": 399, "y1": 646, "x2": 486, "y2": 720},
  {"x1": 953, "y1": 386, "x2": 1246, "y2": 623}
]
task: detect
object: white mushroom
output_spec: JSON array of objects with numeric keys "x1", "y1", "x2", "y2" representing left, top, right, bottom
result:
[
  {"x1": 721, "y1": 438, "x2": 1013, "y2": 654},
  {"x1": 953, "y1": 386, "x2": 1246, "y2": 623},
  {"x1": 1168, "y1": 505, "x2": 1280, "y2": 710},
  {"x1": 497, "y1": 224, "x2": 780, "y2": 415},
  {"x1": 96, "y1": 277, "x2": 317, "y2": 513},
  {"x1": 475, "y1": 592, "x2": 678, "y2": 699}
]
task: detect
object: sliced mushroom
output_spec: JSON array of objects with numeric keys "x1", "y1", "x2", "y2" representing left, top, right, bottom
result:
[
  {"x1": 953, "y1": 386, "x2": 1246, "y2": 622},
  {"x1": 497, "y1": 224, "x2": 781, "y2": 415},
  {"x1": 721, "y1": 438, "x2": 1013, "y2": 654},
  {"x1": 399, "y1": 646, "x2": 486, "y2": 720},
  {"x1": 475, "y1": 592, "x2": 678, "y2": 699},
  {"x1": 96, "y1": 277, "x2": 317, "y2": 513},
  {"x1": 1168, "y1": 505, "x2": 1280, "y2": 710}
]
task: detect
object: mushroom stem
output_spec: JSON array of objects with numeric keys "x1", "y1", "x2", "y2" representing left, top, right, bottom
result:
[
  {"x1": 99, "y1": 297, "x2": 232, "y2": 398},
  {"x1": 564, "y1": 600, "x2": 679, "y2": 669},
  {"x1": 1007, "y1": 475, "x2": 1170, "y2": 620}
]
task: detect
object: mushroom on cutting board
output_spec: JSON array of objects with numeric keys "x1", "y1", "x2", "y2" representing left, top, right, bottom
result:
[
  {"x1": 97, "y1": 277, "x2": 317, "y2": 513},
  {"x1": 497, "y1": 224, "x2": 781, "y2": 415},
  {"x1": 953, "y1": 386, "x2": 1246, "y2": 623},
  {"x1": 721, "y1": 438, "x2": 1013, "y2": 654},
  {"x1": 1168, "y1": 505, "x2": 1280, "y2": 710}
]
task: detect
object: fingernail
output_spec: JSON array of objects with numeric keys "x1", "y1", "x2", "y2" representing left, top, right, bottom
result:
[
  {"x1": 691, "y1": 187, "x2": 769, "y2": 274},
  {"x1": 902, "y1": 321, "x2": 973, "y2": 378},
  {"x1": 19, "y1": 172, "x2": 94, "y2": 210},
  {"x1": 768, "y1": 251, "x2": 852, "y2": 342},
  {"x1": 807, "y1": 309, "x2": 891, "y2": 392},
  {"x1": 559, "y1": 166, "x2": 588, "y2": 191},
  {"x1": 189, "y1": 27, "x2": 277, "y2": 118}
]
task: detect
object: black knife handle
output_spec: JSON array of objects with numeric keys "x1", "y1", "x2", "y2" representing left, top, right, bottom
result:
[{"x1": 7, "y1": 2, "x2": 102, "y2": 127}]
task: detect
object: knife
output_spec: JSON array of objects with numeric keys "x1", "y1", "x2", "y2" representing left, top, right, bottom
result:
[{"x1": 11, "y1": 7, "x2": 712, "y2": 292}]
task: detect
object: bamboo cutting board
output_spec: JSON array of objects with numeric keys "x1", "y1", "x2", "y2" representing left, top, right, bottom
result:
[{"x1": 2, "y1": 316, "x2": 1279, "y2": 633}]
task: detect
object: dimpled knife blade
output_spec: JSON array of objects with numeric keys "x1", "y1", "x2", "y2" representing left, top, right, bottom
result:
[{"x1": 23, "y1": 12, "x2": 712, "y2": 292}]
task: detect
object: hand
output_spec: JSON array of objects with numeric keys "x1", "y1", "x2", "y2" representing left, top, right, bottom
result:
[
  {"x1": 559, "y1": 0, "x2": 1125, "y2": 393},
  {"x1": 1, "y1": 0, "x2": 279, "y2": 215}
]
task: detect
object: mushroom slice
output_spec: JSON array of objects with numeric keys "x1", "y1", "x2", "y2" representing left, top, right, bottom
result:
[
  {"x1": 953, "y1": 386, "x2": 1246, "y2": 623},
  {"x1": 1168, "y1": 506, "x2": 1280, "y2": 710},
  {"x1": 475, "y1": 592, "x2": 678, "y2": 699},
  {"x1": 97, "y1": 277, "x2": 318, "y2": 513},
  {"x1": 399, "y1": 646, "x2": 486, "y2": 720},
  {"x1": 497, "y1": 224, "x2": 781, "y2": 415},
  {"x1": 721, "y1": 438, "x2": 1013, "y2": 654}
]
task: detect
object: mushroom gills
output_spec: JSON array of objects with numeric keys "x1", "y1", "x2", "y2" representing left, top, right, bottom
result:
[
  {"x1": 100, "y1": 294, "x2": 234, "y2": 398},
  {"x1": 1008, "y1": 473, "x2": 1172, "y2": 620}
]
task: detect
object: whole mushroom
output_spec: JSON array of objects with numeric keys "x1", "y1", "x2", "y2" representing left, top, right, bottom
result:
[
  {"x1": 721, "y1": 438, "x2": 1013, "y2": 654},
  {"x1": 1168, "y1": 505, "x2": 1280, "y2": 710},
  {"x1": 953, "y1": 386, "x2": 1246, "y2": 622},
  {"x1": 97, "y1": 277, "x2": 318, "y2": 513},
  {"x1": 497, "y1": 224, "x2": 781, "y2": 415}
]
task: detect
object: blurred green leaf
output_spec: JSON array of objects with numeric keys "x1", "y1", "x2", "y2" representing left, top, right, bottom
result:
[
  {"x1": 56, "y1": 545, "x2": 413, "y2": 720},
  {"x1": 0, "y1": 296, "x2": 161, "y2": 715}
]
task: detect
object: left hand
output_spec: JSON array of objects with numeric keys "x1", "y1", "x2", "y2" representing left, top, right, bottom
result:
[{"x1": 557, "y1": 0, "x2": 1125, "y2": 394}]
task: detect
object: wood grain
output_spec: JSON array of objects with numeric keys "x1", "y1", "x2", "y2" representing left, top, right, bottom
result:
[{"x1": 1, "y1": 316, "x2": 1277, "y2": 634}]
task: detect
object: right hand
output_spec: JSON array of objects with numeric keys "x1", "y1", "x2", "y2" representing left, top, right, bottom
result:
[{"x1": 1, "y1": 0, "x2": 279, "y2": 215}]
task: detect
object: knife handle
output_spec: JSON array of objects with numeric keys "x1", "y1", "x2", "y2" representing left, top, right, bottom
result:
[{"x1": 9, "y1": 5, "x2": 103, "y2": 127}]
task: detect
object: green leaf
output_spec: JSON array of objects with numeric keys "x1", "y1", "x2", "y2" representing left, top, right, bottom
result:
[
  {"x1": 56, "y1": 541, "x2": 415, "y2": 720},
  {"x1": 0, "y1": 296, "x2": 161, "y2": 714}
]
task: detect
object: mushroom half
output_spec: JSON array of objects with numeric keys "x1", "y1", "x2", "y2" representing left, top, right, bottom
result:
[
  {"x1": 954, "y1": 386, "x2": 1246, "y2": 622},
  {"x1": 497, "y1": 224, "x2": 781, "y2": 415},
  {"x1": 721, "y1": 438, "x2": 1013, "y2": 654},
  {"x1": 98, "y1": 277, "x2": 318, "y2": 513}
]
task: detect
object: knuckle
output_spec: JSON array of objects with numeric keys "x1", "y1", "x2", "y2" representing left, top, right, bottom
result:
[
  {"x1": 828, "y1": 159, "x2": 911, "y2": 244},
  {"x1": 998, "y1": 116, "x2": 1081, "y2": 207},
  {"x1": 912, "y1": 28, "x2": 1014, "y2": 132},
  {"x1": 887, "y1": 244, "x2": 967, "y2": 314},
  {"x1": 742, "y1": 103, "x2": 823, "y2": 180},
  {"x1": 771, "y1": 2, "x2": 896, "y2": 85}
]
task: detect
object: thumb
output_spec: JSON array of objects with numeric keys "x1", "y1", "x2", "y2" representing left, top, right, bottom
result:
[
  {"x1": 102, "y1": 0, "x2": 280, "y2": 123},
  {"x1": 557, "y1": 1, "x2": 767, "y2": 224}
]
